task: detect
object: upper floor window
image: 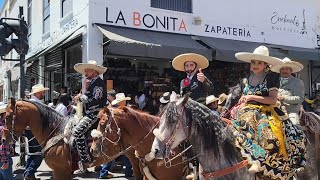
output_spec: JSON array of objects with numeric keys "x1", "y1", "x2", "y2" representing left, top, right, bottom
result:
[
  {"x1": 62, "y1": 0, "x2": 72, "y2": 18},
  {"x1": 151, "y1": 0, "x2": 192, "y2": 13},
  {"x1": 43, "y1": 0, "x2": 50, "y2": 34}
]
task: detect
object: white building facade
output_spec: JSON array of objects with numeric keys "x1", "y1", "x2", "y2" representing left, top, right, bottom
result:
[{"x1": 1, "y1": 0, "x2": 319, "y2": 101}]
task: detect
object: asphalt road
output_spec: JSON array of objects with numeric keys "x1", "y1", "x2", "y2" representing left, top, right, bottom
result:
[{"x1": 12, "y1": 144, "x2": 134, "y2": 180}]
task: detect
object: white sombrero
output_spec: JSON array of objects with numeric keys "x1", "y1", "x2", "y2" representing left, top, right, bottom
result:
[
  {"x1": 206, "y1": 95, "x2": 219, "y2": 105},
  {"x1": 172, "y1": 53, "x2": 209, "y2": 72},
  {"x1": 235, "y1": 46, "x2": 283, "y2": 66},
  {"x1": 0, "y1": 102, "x2": 7, "y2": 114},
  {"x1": 74, "y1": 60, "x2": 107, "y2": 75},
  {"x1": 29, "y1": 84, "x2": 49, "y2": 95},
  {"x1": 218, "y1": 93, "x2": 228, "y2": 105},
  {"x1": 160, "y1": 92, "x2": 171, "y2": 104},
  {"x1": 270, "y1": 57, "x2": 304, "y2": 73},
  {"x1": 111, "y1": 93, "x2": 131, "y2": 106}
]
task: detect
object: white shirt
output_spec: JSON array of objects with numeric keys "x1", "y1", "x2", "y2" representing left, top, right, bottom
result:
[
  {"x1": 55, "y1": 103, "x2": 68, "y2": 117},
  {"x1": 30, "y1": 95, "x2": 44, "y2": 104}
]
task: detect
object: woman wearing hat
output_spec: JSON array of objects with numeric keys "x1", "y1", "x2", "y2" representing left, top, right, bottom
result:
[
  {"x1": 271, "y1": 57, "x2": 305, "y2": 125},
  {"x1": 73, "y1": 60, "x2": 107, "y2": 168},
  {"x1": 232, "y1": 46, "x2": 306, "y2": 179},
  {"x1": 172, "y1": 53, "x2": 213, "y2": 104}
]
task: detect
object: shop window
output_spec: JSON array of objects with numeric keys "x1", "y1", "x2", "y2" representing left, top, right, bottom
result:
[
  {"x1": 43, "y1": 0, "x2": 50, "y2": 35},
  {"x1": 151, "y1": 0, "x2": 192, "y2": 13},
  {"x1": 61, "y1": 0, "x2": 72, "y2": 18}
]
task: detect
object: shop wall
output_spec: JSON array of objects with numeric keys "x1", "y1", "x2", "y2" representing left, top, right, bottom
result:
[
  {"x1": 91, "y1": 0, "x2": 319, "y2": 49},
  {"x1": 27, "y1": 0, "x2": 88, "y2": 60}
]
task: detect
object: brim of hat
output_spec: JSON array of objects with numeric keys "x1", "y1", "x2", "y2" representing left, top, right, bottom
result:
[
  {"x1": 160, "y1": 97, "x2": 169, "y2": 104},
  {"x1": 206, "y1": 98, "x2": 219, "y2": 105},
  {"x1": 235, "y1": 53, "x2": 283, "y2": 66},
  {"x1": 0, "y1": 105, "x2": 7, "y2": 114},
  {"x1": 172, "y1": 53, "x2": 209, "y2": 72},
  {"x1": 29, "y1": 87, "x2": 49, "y2": 95},
  {"x1": 111, "y1": 97, "x2": 131, "y2": 105},
  {"x1": 74, "y1": 63, "x2": 107, "y2": 75},
  {"x1": 218, "y1": 99, "x2": 226, "y2": 105},
  {"x1": 270, "y1": 62, "x2": 304, "y2": 73}
]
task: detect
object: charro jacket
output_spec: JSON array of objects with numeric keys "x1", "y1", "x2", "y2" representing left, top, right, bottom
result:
[
  {"x1": 278, "y1": 76, "x2": 305, "y2": 114},
  {"x1": 180, "y1": 74, "x2": 213, "y2": 104},
  {"x1": 80, "y1": 77, "x2": 107, "y2": 119}
]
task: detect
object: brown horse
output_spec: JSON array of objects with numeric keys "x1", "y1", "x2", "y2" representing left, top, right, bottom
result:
[
  {"x1": 4, "y1": 98, "x2": 143, "y2": 180},
  {"x1": 90, "y1": 106, "x2": 188, "y2": 180}
]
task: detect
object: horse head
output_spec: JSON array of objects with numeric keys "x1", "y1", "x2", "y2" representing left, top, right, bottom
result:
[
  {"x1": 90, "y1": 106, "x2": 122, "y2": 157},
  {"x1": 151, "y1": 94, "x2": 190, "y2": 159},
  {"x1": 5, "y1": 98, "x2": 28, "y2": 140}
]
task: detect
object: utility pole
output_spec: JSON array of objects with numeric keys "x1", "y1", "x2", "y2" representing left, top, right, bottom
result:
[{"x1": 0, "y1": 6, "x2": 29, "y2": 167}]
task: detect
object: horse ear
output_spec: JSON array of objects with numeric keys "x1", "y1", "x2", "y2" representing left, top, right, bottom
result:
[
  {"x1": 170, "y1": 91, "x2": 177, "y2": 102},
  {"x1": 9, "y1": 97, "x2": 16, "y2": 107},
  {"x1": 177, "y1": 94, "x2": 189, "y2": 107}
]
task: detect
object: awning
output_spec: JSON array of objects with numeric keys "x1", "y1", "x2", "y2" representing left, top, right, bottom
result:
[
  {"x1": 26, "y1": 25, "x2": 85, "y2": 61},
  {"x1": 268, "y1": 44, "x2": 320, "y2": 61},
  {"x1": 97, "y1": 25, "x2": 212, "y2": 60},
  {"x1": 197, "y1": 36, "x2": 286, "y2": 62}
]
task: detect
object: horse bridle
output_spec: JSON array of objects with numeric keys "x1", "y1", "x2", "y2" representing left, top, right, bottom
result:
[
  {"x1": 97, "y1": 108, "x2": 160, "y2": 161},
  {"x1": 6, "y1": 103, "x2": 21, "y2": 142}
]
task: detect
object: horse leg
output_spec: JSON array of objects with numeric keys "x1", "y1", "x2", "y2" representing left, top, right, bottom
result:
[{"x1": 125, "y1": 150, "x2": 143, "y2": 180}]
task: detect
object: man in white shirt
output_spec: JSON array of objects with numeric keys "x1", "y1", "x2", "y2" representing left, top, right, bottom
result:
[{"x1": 24, "y1": 84, "x2": 49, "y2": 180}]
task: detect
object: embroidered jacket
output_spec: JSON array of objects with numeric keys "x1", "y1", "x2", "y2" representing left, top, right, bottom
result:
[
  {"x1": 81, "y1": 77, "x2": 107, "y2": 119},
  {"x1": 180, "y1": 74, "x2": 213, "y2": 104}
]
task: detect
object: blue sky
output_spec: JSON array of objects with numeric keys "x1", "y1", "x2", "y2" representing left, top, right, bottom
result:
[{"x1": 0, "y1": 0, "x2": 3, "y2": 12}]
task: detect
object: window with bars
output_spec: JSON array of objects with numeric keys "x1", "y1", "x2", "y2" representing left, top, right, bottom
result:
[
  {"x1": 43, "y1": 0, "x2": 50, "y2": 34},
  {"x1": 151, "y1": 0, "x2": 192, "y2": 13},
  {"x1": 62, "y1": 0, "x2": 72, "y2": 18}
]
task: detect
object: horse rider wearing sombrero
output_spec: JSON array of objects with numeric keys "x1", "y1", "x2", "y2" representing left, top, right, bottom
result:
[
  {"x1": 233, "y1": 46, "x2": 307, "y2": 179},
  {"x1": 73, "y1": 60, "x2": 107, "y2": 169},
  {"x1": 24, "y1": 84, "x2": 49, "y2": 180},
  {"x1": 172, "y1": 53, "x2": 213, "y2": 104},
  {"x1": 271, "y1": 57, "x2": 305, "y2": 125}
]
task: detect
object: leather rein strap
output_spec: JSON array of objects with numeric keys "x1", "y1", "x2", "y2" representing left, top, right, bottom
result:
[{"x1": 200, "y1": 160, "x2": 248, "y2": 179}]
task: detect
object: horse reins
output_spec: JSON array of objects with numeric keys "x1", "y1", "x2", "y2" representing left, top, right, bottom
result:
[{"x1": 99, "y1": 109, "x2": 161, "y2": 161}]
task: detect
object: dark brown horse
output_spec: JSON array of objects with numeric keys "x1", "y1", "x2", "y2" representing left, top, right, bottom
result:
[
  {"x1": 4, "y1": 99, "x2": 142, "y2": 180},
  {"x1": 90, "y1": 106, "x2": 188, "y2": 180}
]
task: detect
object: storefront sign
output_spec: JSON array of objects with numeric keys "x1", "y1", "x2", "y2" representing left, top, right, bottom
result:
[
  {"x1": 270, "y1": 9, "x2": 307, "y2": 35},
  {"x1": 106, "y1": 7, "x2": 187, "y2": 32},
  {"x1": 204, "y1": 24, "x2": 251, "y2": 37}
]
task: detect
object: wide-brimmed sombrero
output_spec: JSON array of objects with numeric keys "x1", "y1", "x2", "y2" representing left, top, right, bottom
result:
[
  {"x1": 29, "y1": 84, "x2": 49, "y2": 95},
  {"x1": 270, "y1": 57, "x2": 304, "y2": 73},
  {"x1": 172, "y1": 53, "x2": 209, "y2": 72},
  {"x1": 74, "y1": 60, "x2": 107, "y2": 75},
  {"x1": 218, "y1": 93, "x2": 228, "y2": 105},
  {"x1": 206, "y1": 95, "x2": 219, "y2": 105},
  {"x1": 235, "y1": 46, "x2": 283, "y2": 66},
  {"x1": 0, "y1": 102, "x2": 7, "y2": 114},
  {"x1": 111, "y1": 93, "x2": 131, "y2": 106}
]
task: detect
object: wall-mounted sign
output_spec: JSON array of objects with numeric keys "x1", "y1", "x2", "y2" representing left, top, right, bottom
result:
[
  {"x1": 270, "y1": 9, "x2": 307, "y2": 35},
  {"x1": 106, "y1": 7, "x2": 188, "y2": 32}
]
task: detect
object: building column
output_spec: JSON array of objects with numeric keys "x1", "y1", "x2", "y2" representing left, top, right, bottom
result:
[{"x1": 39, "y1": 56, "x2": 45, "y2": 85}]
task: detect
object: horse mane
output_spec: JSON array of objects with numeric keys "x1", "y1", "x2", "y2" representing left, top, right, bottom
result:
[
  {"x1": 24, "y1": 100, "x2": 67, "y2": 133},
  {"x1": 167, "y1": 98, "x2": 239, "y2": 163},
  {"x1": 116, "y1": 106, "x2": 159, "y2": 130}
]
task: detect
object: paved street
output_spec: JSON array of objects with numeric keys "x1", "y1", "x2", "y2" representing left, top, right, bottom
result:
[{"x1": 12, "y1": 144, "x2": 134, "y2": 180}]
